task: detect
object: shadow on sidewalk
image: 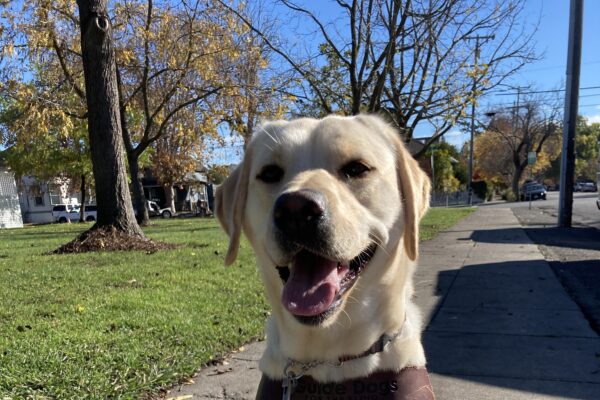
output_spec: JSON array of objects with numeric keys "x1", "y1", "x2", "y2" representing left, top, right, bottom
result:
[
  {"x1": 468, "y1": 227, "x2": 600, "y2": 252},
  {"x1": 423, "y1": 261, "x2": 600, "y2": 399}
]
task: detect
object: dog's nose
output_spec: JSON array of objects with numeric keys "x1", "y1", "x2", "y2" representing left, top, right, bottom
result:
[{"x1": 273, "y1": 189, "x2": 326, "y2": 237}]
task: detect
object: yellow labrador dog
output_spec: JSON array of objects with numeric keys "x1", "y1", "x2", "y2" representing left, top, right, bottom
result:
[{"x1": 216, "y1": 114, "x2": 434, "y2": 399}]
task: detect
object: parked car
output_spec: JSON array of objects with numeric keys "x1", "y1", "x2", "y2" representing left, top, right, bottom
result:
[
  {"x1": 575, "y1": 181, "x2": 597, "y2": 192},
  {"x1": 52, "y1": 204, "x2": 97, "y2": 223},
  {"x1": 52, "y1": 204, "x2": 79, "y2": 223},
  {"x1": 82, "y1": 204, "x2": 97, "y2": 222},
  {"x1": 520, "y1": 183, "x2": 547, "y2": 201},
  {"x1": 133, "y1": 201, "x2": 175, "y2": 218},
  {"x1": 147, "y1": 201, "x2": 173, "y2": 218}
]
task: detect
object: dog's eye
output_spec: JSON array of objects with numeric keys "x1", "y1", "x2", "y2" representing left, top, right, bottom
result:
[
  {"x1": 257, "y1": 165, "x2": 284, "y2": 183},
  {"x1": 341, "y1": 161, "x2": 371, "y2": 178}
]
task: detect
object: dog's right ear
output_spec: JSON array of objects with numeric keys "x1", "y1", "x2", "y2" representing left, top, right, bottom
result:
[{"x1": 215, "y1": 153, "x2": 251, "y2": 266}]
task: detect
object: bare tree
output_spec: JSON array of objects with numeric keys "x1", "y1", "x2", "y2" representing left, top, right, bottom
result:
[
  {"x1": 485, "y1": 98, "x2": 561, "y2": 199},
  {"x1": 222, "y1": 0, "x2": 538, "y2": 155}
]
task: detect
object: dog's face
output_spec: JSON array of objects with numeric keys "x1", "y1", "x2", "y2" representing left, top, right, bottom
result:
[{"x1": 216, "y1": 115, "x2": 430, "y2": 329}]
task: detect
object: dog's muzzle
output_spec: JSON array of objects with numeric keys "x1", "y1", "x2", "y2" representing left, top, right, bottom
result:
[{"x1": 272, "y1": 189, "x2": 376, "y2": 325}]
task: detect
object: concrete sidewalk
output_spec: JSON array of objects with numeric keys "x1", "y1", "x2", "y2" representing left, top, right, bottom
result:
[{"x1": 164, "y1": 207, "x2": 600, "y2": 399}]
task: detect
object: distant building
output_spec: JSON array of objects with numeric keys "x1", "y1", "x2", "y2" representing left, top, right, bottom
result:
[
  {"x1": 0, "y1": 167, "x2": 24, "y2": 229},
  {"x1": 142, "y1": 164, "x2": 212, "y2": 214},
  {"x1": 17, "y1": 176, "x2": 80, "y2": 224}
]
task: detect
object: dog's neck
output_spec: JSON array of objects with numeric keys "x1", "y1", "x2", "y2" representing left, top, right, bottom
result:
[{"x1": 283, "y1": 317, "x2": 409, "y2": 372}]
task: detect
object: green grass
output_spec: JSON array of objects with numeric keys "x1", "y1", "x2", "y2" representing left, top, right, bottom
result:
[
  {"x1": 420, "y1": 207, "x2": 476, "y2": 241},
  {"x1": 0, "y1": 219, "x2": 268, "y2": 399},
  {"x1": 0, "y1": 208, "x2": 473, "y2": 399}
]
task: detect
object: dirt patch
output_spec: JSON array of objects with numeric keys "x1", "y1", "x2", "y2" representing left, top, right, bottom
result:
[{"x1": 50, "y1": 226, "x2": 177, "y2": 254}]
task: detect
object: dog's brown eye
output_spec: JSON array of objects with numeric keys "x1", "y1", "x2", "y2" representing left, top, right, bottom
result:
[
  {"x1": 257, "y1": 165, "x2": 284, "y2": 183},
  {"x1": 341, "y1": 161, "x2": 371, "y2": 178}
]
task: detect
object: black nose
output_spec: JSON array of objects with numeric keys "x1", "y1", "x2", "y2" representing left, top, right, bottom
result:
[{"x1": 273, "y1": 189, "x2": 326, "y2": 238}]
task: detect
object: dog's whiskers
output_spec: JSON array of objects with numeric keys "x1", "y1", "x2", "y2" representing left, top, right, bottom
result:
[
  {"x1": 339, "y1": 308, "x2": 352, "y2": 327},
  {"x1": 257, "y1": 125, "x2": 281, "y2": 145},
  {"x1": 369, "y1": 233, "x2": 390, "y2": 257}
]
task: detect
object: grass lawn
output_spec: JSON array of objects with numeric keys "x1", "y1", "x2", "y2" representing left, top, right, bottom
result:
[
  {"x1": 0, "y1": 207, "x2": 473, "y2": 399},
  {"x1": 420, "y1": 207, "x2": 475, "y2": 241}
]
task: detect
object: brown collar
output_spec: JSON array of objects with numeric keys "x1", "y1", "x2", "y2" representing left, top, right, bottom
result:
[
  {"x1": 256, "y1": 367, "x2": 435, "y2": 400},
  {"x1": 285, "y1": 320, "x2": 410, "y2": 375}
]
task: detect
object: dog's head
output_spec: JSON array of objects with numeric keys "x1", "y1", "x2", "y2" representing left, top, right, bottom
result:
[{"x1": 216, "y1": 115, "x2": 430, "y2": 327}]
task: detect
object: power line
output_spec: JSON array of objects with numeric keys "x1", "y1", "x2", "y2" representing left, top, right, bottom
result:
[
  {"x1": 517, "y1": 60, "x2": 600, "y2": 73},
  {"x1": 481, "y1": 100, "x2": 600, "y2": 109},
  {"x1": 495, "y1": 85, "x2": 600, "y2": 96}
]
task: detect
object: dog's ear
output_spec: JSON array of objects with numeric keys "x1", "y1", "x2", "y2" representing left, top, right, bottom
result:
[
  {"x1": 356, "y1": 114, "x2": 431, "y2": 260},
  {"x1": 395, "y1": 138, "x2": 431, "y2": 261},
  {"x1": 215, "y1": 153, "x2": 252, "y2": 266}
]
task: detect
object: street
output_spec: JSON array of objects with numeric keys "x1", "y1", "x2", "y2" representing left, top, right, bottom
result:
[{"x1": 483, "y1": 191, "x2": 600, "y2": 229}]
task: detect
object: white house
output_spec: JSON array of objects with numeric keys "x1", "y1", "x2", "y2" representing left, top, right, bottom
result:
[
  {"x1": 18, "y1": 176, "x2": 79, "y2": 224},
  {"x1": 0, "y1": 167, "x2": 24, "y2": 229}
]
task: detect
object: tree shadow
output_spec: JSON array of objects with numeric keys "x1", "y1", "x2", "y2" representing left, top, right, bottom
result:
[{"x1": 468, "y1": 226, "x2": 600, "y2": 252}]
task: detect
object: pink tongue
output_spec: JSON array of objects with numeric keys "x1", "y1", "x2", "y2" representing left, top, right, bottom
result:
[{"x1": 281, "y1": 251, "x2": 347, "y2": 316}]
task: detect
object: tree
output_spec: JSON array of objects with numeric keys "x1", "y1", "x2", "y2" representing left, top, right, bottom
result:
[
  {"x1": 0, "y1": 1, "x2": 274, "y2": 226},
  {"x1": 222, "y1": 0, "x2": 537, "y2": 155},
  {"x1": 574, "y1": 117, "x2": 600, "y2": 181},
  {"x1": 76, "y1": 0, "x2": 143, "y2": 237},
  {"x1": 476, "y1": 99, "x2": 561, "y2": 198},
  {"x1": 0, "y1": 62, "x2": 98, "y2": 217},
  {"x1": 113, "y1": 0, "x2": 237, "y2": 224},
  {"x1": 426, "y1": 141, "x2": 461, "y2": 192},
  {"x1": 149, "y1": 108, "x2": 206, "y2": 213}
]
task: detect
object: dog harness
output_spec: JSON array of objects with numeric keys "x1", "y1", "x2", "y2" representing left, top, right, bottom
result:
[
  {"x1": 256, "y1": 367, "x2": 434, "y2": 400},
  {"x1": 255, "y1": 322, "x2": 435, "y2": 400}
]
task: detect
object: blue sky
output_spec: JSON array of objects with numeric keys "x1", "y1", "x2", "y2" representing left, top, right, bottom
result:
[
  {"x1": 212, "y1": 0, "x2": 600, "y2": 161},
  {"x1": 442, "y1": 0, "x2": 600, "y2": 148}
]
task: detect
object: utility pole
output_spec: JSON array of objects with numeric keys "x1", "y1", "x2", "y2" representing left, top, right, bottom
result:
[
  {"x1": 466, "y1": 34, "x2": 495, "y2": 206},
  {"x1": 558, "y1": 0, "x2": 584, "y2": 228},
  {"x1": 512, "y1": 87, "x2": 524, "y2": 200}
]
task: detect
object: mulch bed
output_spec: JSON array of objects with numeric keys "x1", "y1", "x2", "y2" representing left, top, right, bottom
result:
[{"x1": 51, "y1": 226, "x2": 177, "y2": 254}]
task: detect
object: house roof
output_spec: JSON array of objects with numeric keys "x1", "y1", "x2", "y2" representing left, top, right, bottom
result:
[{"x1": 184, "y1": 171, "x2": 208, "y2": 184}]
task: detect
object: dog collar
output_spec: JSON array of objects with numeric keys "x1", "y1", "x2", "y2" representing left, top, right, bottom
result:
[{"x1": 280, "y1": 319, "x2": 410, "y2": 399}]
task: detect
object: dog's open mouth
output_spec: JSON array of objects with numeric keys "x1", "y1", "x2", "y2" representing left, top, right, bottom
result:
[{"x1": 277, "y1": 244, "x2": 377, "y2": 324}]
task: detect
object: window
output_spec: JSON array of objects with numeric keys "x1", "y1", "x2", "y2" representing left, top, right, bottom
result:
[{"x1": 34, "y1": 196, "x2": 44, "y2": 206}]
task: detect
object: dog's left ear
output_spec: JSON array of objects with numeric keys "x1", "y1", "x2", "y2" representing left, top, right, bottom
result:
[
  {"x1": 215, "y1": 151, "x2": 252, "y2": 266},
  {"x1": 394, "y1": 138, "x2": 431, "y2": 261},
  {"x1": 356, "y1": 114, "x2": 431, "y2": 261}
]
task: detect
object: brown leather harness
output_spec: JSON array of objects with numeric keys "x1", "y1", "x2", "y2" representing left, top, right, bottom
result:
[
  {"x1": 256, "y1": 367, "x2": 435, "y2": 400},
  {"x1": 254, "y1": 327, "x2": 435, "y2": 400}
]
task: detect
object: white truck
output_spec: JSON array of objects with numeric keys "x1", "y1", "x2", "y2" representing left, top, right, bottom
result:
[{"x1": 52, "y1": 204, "x2": 97, "y2": 223}]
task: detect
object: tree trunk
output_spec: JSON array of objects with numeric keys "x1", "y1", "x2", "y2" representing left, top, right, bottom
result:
[
  {"x1": 127, "y1": 151, "x2": 150, "y2": 226},
  {"x1": 512, "y1": 162, "x2": 527, "y2": 201},
  {"x1": 116, "y1": 65, "x2": 150, "y2": 226},
  {"x1": 76, "y1": 0, "x2": 143, "y2": 236},
  {"x1": 164, "y1": 184, "x2": 176, "y2": 213},
  {"x1": 79, "y1": 174, "x2": 86, "y2": 222}
]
